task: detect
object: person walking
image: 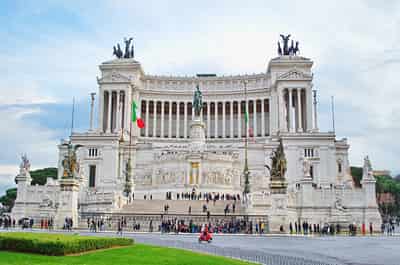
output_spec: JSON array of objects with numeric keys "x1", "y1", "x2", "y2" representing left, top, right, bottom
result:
[{"x1": 117, "y1": 219, "x2": 123, "y2": 236}]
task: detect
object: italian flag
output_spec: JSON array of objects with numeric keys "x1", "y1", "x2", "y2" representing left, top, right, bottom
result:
[{"x1": 131, "y1": 101, "x2": 145, "y2": 128}]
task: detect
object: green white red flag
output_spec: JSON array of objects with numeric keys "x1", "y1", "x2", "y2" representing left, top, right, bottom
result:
[{"x1": 131, "y1": 101, "x2": 145, "y2": 128}]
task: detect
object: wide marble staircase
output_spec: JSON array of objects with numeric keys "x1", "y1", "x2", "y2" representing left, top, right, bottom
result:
[
  {"x1": 77, "y1": 200, "x2": 268, "y2": 231},
  {"x1": 120, "y1": 199, "x2": 245, "y2": 215}
]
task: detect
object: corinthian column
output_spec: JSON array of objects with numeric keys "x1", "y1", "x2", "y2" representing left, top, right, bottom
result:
[
  {"x1": 176, "y1": 102, "x2": 180, "y2": 138},
  {"x1": 306, "y1": 86, "x2": 313, "y2": 131},
  {"x1": 153, "y1": 101, "x2": 157, "y2": 137},
  {"x1": 238, "y1": 101, "x2": 241, "y2": 137},
  {"x1": 107, "y1": 91, "x2": 112, "y2": 133},
  {"x1": 245, "y1": 100, "x2": 249, "y2": 138},
  {"x1": 214, "y1": 101, "x2": 218, "y2": 138},
  {"x1": 145, "y1": 99, "x2": 149, "y2": 137},
  {"x1": 184, "y1": 101, "x2": 188, "y2": 138},
  {"x1": 288, "y1": 89, "x2": 293, "y2": 132},
  {"x1": 160, "y1": 101, "x2": 165, "y2": 138},
  {"x1": 261, "y1": 99, "x2": 265, "y2": 136},
  {"x1": 168, "y1": 101, "x2": 172, "y2": 138},
  {"x1": 222, "y1": 101, "x2": 226, "y2": 138},
  {"x1": 230, "y1": 101, "x2": 234, "y2": 138},
  {"x1": 297, "y1": 89, "x2": 303, "y2": 132},
  {"x1": 207, "y1": 102, "x2": 210, "y2": 138},
  {"x1": 253, "y1": 100, "x2": 257, "y2": 137},
  {"x1": 116, "y1": 91, "x2": 120, "y2": 132}
]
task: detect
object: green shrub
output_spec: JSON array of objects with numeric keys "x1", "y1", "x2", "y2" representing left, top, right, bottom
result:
[{"x1": 0, "y1": 232, "x2": 133, "y2": 255}]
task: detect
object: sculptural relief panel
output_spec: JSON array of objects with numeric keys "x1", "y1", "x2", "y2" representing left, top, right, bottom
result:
[
  {"x1": 153, "y1": 167, "x2": 186, "y2": 185},
  {"x1": 202, "y1": 167, "x2": 240, "y2": 186}
]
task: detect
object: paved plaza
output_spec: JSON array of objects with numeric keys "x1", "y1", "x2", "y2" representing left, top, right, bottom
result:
[
  {"x1": 78, "y1": 231, "x2": 400, "y2": 265},
  {"x1": 2, "y1": 229, "x2": 399, "y2": 264}
]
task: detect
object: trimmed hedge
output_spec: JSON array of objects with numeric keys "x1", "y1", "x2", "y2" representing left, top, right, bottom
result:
[{"x1": 0, "y1": 232, "x2": 134, "y2": 256}]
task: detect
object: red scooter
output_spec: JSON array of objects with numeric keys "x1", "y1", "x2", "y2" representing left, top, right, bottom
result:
[{"x1": 198, "y1": 230, "x2": 213, "y2": 243}]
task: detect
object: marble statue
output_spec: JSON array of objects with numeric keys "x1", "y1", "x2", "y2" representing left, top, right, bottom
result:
[
  {"x1": 334, "y1": 196, "x2": 346, "y2": 212},
  {"x1": 20, "y1": 154, "x2": 31, "y2": 173},
  {"x1": 278, "y1": 34, "x2": 300, "y2": 56},
  {"x1": 266, "y1": 139, "x2": 287, "y2": 180},
  {"x1": 193, "y1": 85, "x2": 203, "y2": 117},
  {"x1": 123, "y1": 37, "x2": 133, "y2": 59},
  {"x1": 113, "y1": 37, "x2": 134, "y2": 59},
  {"x1": 280, "y1": 34, "x2": 291, "y2": 55},
  {"x1": 277, "y1": 41, "x2": 282, "y2": 56},
  {"x1": 302, "y1": 158, "x2": 311, "y2": 178},
  {"x1": 362, "y1": 155, "x2": 374, "y2": 180}
]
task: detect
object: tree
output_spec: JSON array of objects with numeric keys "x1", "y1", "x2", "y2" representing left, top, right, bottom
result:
[
  {"x1": 29, "y1": 168, "x2": 58, "y2": 185},
  {"x1": 0, "y1": 188, "x2": 17, "y2": 212},
  {"x1": 375, "y1": 174, "x2": 400, "y2": 217},
  {"x1": 350, "y1": 166, "x2": 363, "y2": 187}
]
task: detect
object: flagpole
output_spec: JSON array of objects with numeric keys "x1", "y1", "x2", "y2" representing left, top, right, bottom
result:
[
  {"x1": 124, "y1": 100, "x2": 133, "y2": 198},
  {"x1": 243, "y1": 80, "x2": 250, "y2": 196},
  {"x1": 245, "y1": 80, "x2": 248, "y2": 166}
]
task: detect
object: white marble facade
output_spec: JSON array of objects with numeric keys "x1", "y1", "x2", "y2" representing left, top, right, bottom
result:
[{"x1": 12, "y1": 54, "x2": 382, "y2": 230}]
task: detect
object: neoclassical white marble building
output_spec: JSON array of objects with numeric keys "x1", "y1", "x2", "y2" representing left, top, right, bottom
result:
[{"x1": 11, "y1": 52, "x2": 382, "y2": 231}]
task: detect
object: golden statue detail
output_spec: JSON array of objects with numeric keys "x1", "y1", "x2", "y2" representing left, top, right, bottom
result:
[
  {"x1": 266, "y1": 138, "x2": 288, "y2": 193},
  {"x1": 61, "y1": 143, "x2": 82, "y2": 179}
]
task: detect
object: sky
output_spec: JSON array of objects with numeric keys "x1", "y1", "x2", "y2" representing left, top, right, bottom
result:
[{"x1": 0, "y1": 0, "x2": 399, "y2": 195}]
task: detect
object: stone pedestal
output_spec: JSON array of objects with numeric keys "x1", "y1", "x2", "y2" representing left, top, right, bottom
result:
[
  {"x1": 300, "y1": 176, "x2": 313, "y2": 207},
  {"x1": 269, "y1": 177, "x2": 288, "y2": 232},
  {"x1": 12, "y1": 169, "x2": 32, "y2": 220},
  {"x1": 269, "y1": 193, "x2": 288, "y2": 233},
  {"x1": 361, "y1": 178, "x2": 382, "y2": 229},
  {"x1": 56, "y1": 178, "x2": 80, "y2": 228},
  {"x1": 269, "y1": 179, "x2": 288, "y2": 194},
  {"x1": 189, "y1": 117, "x2": 206, "y2": 153}
]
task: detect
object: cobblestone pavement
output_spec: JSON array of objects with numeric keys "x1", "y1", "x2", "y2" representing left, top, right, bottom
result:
[{"x1": 78, "y1": 231, "x2": 400, "y2": 265}]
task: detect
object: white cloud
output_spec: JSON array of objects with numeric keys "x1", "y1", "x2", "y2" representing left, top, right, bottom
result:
[
  {"x1": 0, "y1": 0, "x2": 399, "y2": 177},
  {"x1": 0, "y1": 106, "x2": 59, "y2": 170}
]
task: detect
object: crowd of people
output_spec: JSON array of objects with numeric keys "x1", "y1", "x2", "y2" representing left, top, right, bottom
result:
[
  {"x1": 63, "y1": 217, "x2": 73, "y2": 231},
  {"x1": 381, "y1": 219, "x2": 397, "y2": 236},
  {"x1": 166, "y1": 191, "x2": 241, "y2": 202},
  {"x1": 39, "y1": 218, "x2": 54, "y2": 230},
  {"x1": 159, "y1": 218, "x2": 262, "y2": 234},
  {"x1": 2, "y1": 213, "x2": 399, "y2": 237},
  {"x1": 0, "y1": 216, "x2": 16, "y2": 229},
  {"x1": 288, "y1": 221, "x2": 381, "y2": 236},
  {"x1": 88, "y1": 218, "x2": 106, "y2": 232}
]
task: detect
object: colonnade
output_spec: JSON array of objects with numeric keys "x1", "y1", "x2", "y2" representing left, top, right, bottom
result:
[
  {"x1": 139, "y1": 99, "x2": 270, "y2": 139},
  {"x1": 102, "y1": 90, "x2": 127, "y2": 133},
  {"x1": 283, "y1": 88, "x2": 307, "y2": 132},
  {"x1": 101, "y1": 88, "x2": 314, "y2": 136}
]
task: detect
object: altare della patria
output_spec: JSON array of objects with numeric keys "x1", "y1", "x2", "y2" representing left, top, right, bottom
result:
[{"x1": 11, "y1": 35, "x2": 382, "y2": 232}]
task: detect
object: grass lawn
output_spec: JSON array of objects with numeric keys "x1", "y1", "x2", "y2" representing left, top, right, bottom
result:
[{"x1": 0, "y1": 243, "x2": 255, "y2": 265}]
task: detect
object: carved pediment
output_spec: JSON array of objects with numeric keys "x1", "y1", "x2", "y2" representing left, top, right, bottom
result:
[
  {"x1": 97, "y1": 71, "x2": 133, "y2": 84},
  {"x1": 277, "y1": 69, "x2": 312, "y2": 81}
]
